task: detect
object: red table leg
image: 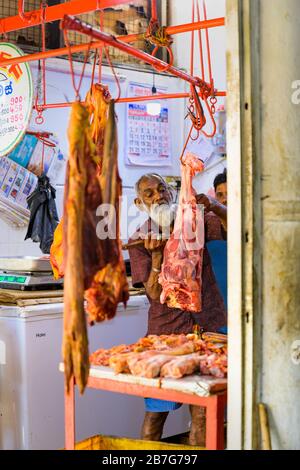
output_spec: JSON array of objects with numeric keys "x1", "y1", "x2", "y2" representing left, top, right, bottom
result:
[
  {"x1": 65, "y1": 378, "x2": 75, "y2": 450},
  {"x1": 205, "y1": 393, "x2": 226, "y2": 450}
]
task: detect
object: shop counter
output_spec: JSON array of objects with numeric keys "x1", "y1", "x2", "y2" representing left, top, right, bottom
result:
[{"x1": 60, "y1": 363, "x2": 227, "y2": 450}]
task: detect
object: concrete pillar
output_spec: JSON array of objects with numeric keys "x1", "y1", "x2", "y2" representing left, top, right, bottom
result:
[
  {"x1": 259, "y1": 0, "x2": 300, "y2": 451},
  {"x1": 227, "y1": 0, "x2": 300, "y2": 450}
]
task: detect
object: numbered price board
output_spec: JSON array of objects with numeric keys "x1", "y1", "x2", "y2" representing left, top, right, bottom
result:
[{"x1": 0, "y1": 43, "x2": 33, "y2": 157}]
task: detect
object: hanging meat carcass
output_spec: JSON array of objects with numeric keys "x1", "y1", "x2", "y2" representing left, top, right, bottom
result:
[
  {"x1": 52, "y1": 85, "x2": 128, "y2": 320},
  {"x1": 159, "y1": 152, "x2": 204, "y2": 312},
  {"x1": 63, "y1": 85, "x2": 128, "y2": 393},
  {"x1": 63, "y1": 102, "x2": 92, "y2": 394},
  {"x1": 84, "y1": 85, "x2": 129, "y2": 323}
]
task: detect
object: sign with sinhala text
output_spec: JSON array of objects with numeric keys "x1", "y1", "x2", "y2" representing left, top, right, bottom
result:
[{"x1": 0, "y1": 43, "x2": 33, "y2": 157}]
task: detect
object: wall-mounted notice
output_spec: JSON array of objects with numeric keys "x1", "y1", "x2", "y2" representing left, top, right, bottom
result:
[
  {"x1": 0, "y1": 43, "x2": 33, "y2": 157},
  {"x1": 0, "y1": 156, "x2": 37, "y2": 208},
  {"x1": 125, "y1": 83, "x2": 171, "y2": 167},
  {"x1": 8, "y1": 132, "x2": 65, "y2": 180}
]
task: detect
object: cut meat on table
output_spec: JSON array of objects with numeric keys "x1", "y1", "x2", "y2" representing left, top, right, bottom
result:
[
  {"x1": 90, "y1": 334, "x2": 227, "y2": 380},
  {"x1": 199, "y1": 353, "x2": 227, "y2": 378},
  {"x1": 160, "y1": 353, "x2": 202, "y2": 379},
  {"x1": 159, "y1": 152, "x2": 205, "y2": 312},
  {"x1": 109, "y1": 353, "x2": 133, "y2": 374},
  {"x1": 129, "y1": 353, "x2": 173, "y2": 378},
  {"x1": 127, "y1": 351, "x2": 158, "y2": 375}
]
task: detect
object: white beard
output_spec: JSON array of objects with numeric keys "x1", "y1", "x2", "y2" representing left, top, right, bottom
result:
[{"x1": 148, "y1": 203, "x2": 176, "y2": 229}]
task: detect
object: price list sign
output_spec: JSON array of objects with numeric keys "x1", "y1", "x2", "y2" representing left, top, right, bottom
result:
[{"x1": 0, "y1": 43, "x2": 33, "y2": 157}]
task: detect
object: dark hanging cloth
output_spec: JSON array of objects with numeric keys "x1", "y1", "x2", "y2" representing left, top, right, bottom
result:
[{"x1": 25, "y1": 174, "x2": 59, "y2": 254}]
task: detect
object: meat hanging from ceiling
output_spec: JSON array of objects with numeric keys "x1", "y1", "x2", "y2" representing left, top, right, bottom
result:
[
  {"x1": 83, "y1": 85, "x2": 129, "y2": 324},
  {"x1": 62, "y1": 84, "x2": 129, "y2": 393},
  {"x1": 63, "y1": 101, "x2": 92, "y2": 394},
  {"x1": 159, "y1": 152, "x2": 205, "y2": 312}
]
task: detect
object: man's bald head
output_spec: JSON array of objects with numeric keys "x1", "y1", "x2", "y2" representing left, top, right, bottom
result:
[{"x1": 135, "y1": 173, "x2": 168, "y2": 196}]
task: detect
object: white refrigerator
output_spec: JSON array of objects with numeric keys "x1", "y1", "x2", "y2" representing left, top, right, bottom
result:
[{"x1": 0, "y1": 296, "x2": 189, "y2": 449}]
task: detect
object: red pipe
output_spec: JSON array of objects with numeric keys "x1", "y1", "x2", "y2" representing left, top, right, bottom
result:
[
  {"x1": 2, "y1": 0, "x2": 133, "y2": 34},
  {"x1": 0, "y1": 18, "x2": 225, "y2": 68},
  {"x1": 2, "y1": 1, "x2": 225, "y2": 35},
  {"x1": 33, "y1": 91, "x2": 226, "y2": 111},
  {"x1": 151, "y1": 0, "x2": 158, "y2": 21},
  {"x1": 61, "y1": 15, "x2": 213, "y2": 92}
]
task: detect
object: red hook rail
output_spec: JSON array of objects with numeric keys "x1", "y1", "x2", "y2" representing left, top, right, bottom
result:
[
  {"x1": 32, "y1": 91, "x2": 226, "y2": 113},
  {"x1": 61, "y1": 15, "x2": 215, "y2": 95},
  {"x1": 0, "y1": 18, "x2": 225, "y2": 69}
]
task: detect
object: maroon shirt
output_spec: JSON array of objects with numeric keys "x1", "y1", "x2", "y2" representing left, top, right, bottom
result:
[{"x1": 128, "y1": 212, "x2": 226, "y2": 336}]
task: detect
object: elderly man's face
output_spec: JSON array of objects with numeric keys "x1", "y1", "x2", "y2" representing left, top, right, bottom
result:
[
  {"x1": 136, "y1": 176, "x2": 174, "y2": 229},
  {"x1": 138, "y1": 176, "x2": 172, "y2": 211}
]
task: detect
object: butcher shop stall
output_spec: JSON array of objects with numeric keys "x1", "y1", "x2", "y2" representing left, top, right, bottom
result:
[{"x1": 0, "y1": 0, "x2": 227, "y2": 451}]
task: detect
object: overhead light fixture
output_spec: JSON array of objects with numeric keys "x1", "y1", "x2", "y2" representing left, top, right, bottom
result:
[{"x1": 146, "y1": 74, "x2": 161, "y2": 116}]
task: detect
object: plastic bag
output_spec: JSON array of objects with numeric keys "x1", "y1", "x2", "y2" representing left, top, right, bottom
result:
[{"x1": 25, "y1": 174, "x2": 59, "y2": 254}]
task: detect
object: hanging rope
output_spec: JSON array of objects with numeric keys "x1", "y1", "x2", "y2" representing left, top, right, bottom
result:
[
  {"x1": 98, "y1": 9, "x2": 104, "y2": 83},
  {"x1": 144, "y1": 8, "x2": 174, "y2": 72},
  {"x1": 202, "y1": 0, "x2": 213, "y2": 87},
  {"x1": 185, "y1": 0, "x2": 217, "y2": 140},
  {"x1": 33, "y1": 1, "x2": 49, "y2": 174},
  {"x1": 34, "y1": 2, "x2": 48, "y2": 127},
  {"x1": 180, "y1": 0, "x2": 218, "y2": 161},
  {"x1": 91, "y1": 49, "x2": 98, "y2": 86},
  {"x1": 63, "y1": 28, "x2": 92, "y2": 101},
  {"x1": 103, "y1": 45, "x2": 121, "y2": 101}
]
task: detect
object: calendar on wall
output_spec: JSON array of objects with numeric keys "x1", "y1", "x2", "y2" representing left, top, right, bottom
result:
[{"x1": 125, "y1": 83, "x2": 172, "y2": 167}]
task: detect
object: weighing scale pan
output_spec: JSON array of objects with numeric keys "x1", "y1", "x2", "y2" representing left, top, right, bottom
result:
[{"x1": 0, "y1": 257, "x2": 52, "y2": 273}]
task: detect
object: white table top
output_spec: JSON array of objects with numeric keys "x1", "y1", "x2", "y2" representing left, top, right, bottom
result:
[{"x1": 59, "y1": 363, "x2": 227, "y2": 397}]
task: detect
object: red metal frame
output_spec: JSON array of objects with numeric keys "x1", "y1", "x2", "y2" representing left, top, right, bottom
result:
[
  {"x1": 61, "y1": 15, "x2": 213, "y2": 92},
  {"x1": 151, "y1": 0, "x2": 158, "y2": 22},
  {"x1": 0, "y1": 2, "x2": 226, "y2": 116},
  {"x1": 1, "y1": 1, "x2": 133, "y2": 34},
  {"x1": 32, "y1": 91, "x2": 226, "y2": 112},
  {"x1": 0, "y1": 18, "x2": 225, "y2": 69},
  {"x1": 65, "y1": 375, "x2": 227, "y2": 450}
]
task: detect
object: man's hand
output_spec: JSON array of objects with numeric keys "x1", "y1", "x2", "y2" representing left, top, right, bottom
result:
[
  {"x1": 196, "y1": 193, "x2": 227, "y2": 231},
  {"x1": 195, "y1": 193, "x2": 215, "y2": 212},
  {"x1": 144, "y1": 233, "x2": 168, "y2": 252},
  {"x1": 143, "y1": 233, "x2": 167, "y2": 301}
]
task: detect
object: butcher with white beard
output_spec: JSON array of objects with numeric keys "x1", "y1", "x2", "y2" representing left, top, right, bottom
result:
[{"x1": 128, "y1": 173, "x2": 227, "y2": 446}]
